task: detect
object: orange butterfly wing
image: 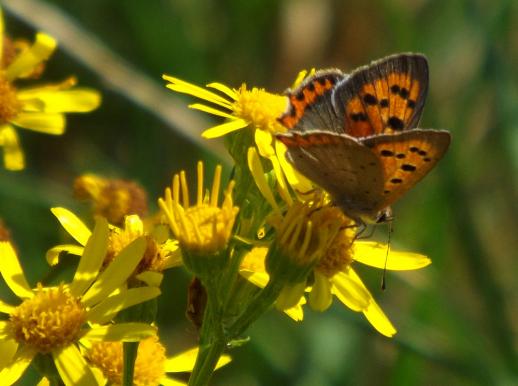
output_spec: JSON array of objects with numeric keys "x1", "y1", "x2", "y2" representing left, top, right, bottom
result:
[
  {"x1": 278, "y1": 70, "x2": 345, "y2": 131},
  {"x1": 361, "y1": 129, "x2": 451, "y2": 211},
  {"x1": 333, "y1": 53, "x2": 429, "y2": 137}
]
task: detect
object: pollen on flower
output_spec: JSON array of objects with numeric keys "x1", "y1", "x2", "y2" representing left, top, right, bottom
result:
[
  {"x1": 0, "y1": 76, "x2": 21, "y2": 123},
  {"x1": 87, "y1": 336, "x2": 166, "y2": 386},
  {"x1": 74, "y1": 174, "x2": 148, "y2": 226},
  {"x1": 273, "y1": 201, "x2": 344, "y2": 267},
  {"x1": 313, "y1": 207, "x2": 356, "y2": 277},
  {"x1": 316, "y1": 228, "x2": 355, "y2": 277},
  {"x1": 159, "y1": 161, "x2": 239, "y2": 255},
  {"x1": 10, "y1": 284, "x2": 86, "y2": 353},
  {"x1": 2, "y1": 37, "x2": 18, "y2": 68},
  {"x1": 233, "y1": 85, "x2": 287, "y2": 133}
]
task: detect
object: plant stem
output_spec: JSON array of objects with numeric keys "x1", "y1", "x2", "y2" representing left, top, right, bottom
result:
[
  {"x1": 188, "y1": 278, "x2": 226, "y2": 386},
  {"x1": 229, "y1": 279, "x2": 283, "y2": 339}
]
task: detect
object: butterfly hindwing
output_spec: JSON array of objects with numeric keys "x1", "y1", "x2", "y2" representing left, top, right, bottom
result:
[
  {"x1": 277, "y1": 131, "x2": 386, "y2": 219},
  {"x1": 332, "y1": 53, "x2": 429, "y2": 137},
  {"x1": 278, "y1": 70, "x2": 346, "y2": 132},
  {"x1": 361, "y1": 129, "x2": 451, "y2": 210}
]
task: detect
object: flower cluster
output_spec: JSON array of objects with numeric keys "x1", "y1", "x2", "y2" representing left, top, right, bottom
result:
[{"x1": 0, "y1": 6, "x2": 437, "y2": 386}]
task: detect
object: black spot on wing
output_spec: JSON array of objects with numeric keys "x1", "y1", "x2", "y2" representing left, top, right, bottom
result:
[
  {"x1": 388, "y1": 116, "x2": 404, "y2": 130},
  {"x1": 363, "y1": 93, "x2": 378, "y2": 105},
  {"x1": 401, "y1": 164, "x2": 416, "y2": 172}
]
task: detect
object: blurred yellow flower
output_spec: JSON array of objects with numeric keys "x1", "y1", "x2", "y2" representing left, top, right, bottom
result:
[
  {"x1": 73, "y1": 174, "x2": 149, "y2": 227},
  {"x1": 86, "y1": 335, "x2": 231, "y2": 386},
  {"x1": 0, "y1": 8, "x2": 101, "y2": 170},
  {"x1": 0, "y1": 219, "x2": 158, "y2": 385}
]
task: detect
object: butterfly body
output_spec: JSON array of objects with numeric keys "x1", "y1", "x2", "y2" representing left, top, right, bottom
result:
[{"x1": 276, "y1": 53, "x2": 451, "y2": 224}]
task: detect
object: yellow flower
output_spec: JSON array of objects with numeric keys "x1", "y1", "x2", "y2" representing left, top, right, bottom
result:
[
  {"x1": 163, "y1": 72, "x2": 313, "y2": 197},
  {"x1": 158, "y1": 161, "x2": 238, "y2": 258},
  {"x1": 0, "y1": 8, "x2": 101, "y2": 170},
  {"x1": 246, "y1": 147, "x2": 432, "y2": 337},
  {"x1": 86, "y1": 335, "x2": 231, "y2": 386},
  {"x1": 73, "y1": 174, "x2": 149, "y2": 227},
  {"x1": 0, "y1": 219, "x2": 159, "y2": 385},
  {"x1": 47, "y1": 207, "x2": 182, "y2": 286}
]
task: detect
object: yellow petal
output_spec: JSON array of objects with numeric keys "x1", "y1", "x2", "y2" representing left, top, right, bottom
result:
[
  {"x1": 46, "y1": 244, "x2": 84, "y2": 266},
  {"x1": 18, "y1": 89, "x2": 101, "y2": 113},
  {"x1": 189, "y1": 103, "x2": 234, "y2": 119},
  {"x1": 11, "y1": 112, "x2": 65, "y2": 135},
  {"x1": 51, "y1": 207, "x2": 92, "y2": 246},
  {"x1": 275, "y1": 140, "x2": 314, "y2": 194},
  {"x1": 308, "y1": 271, "x2": 333, "y2": 311},
  {"x1": 353, "y1": 241, "x2": 431, "y2": 270},
  {"x1": 134, "y1": 271, "x2": 163, "y2": 286},
  {"x1": 239, "y1": 269, "x2": 270, "y2": 288},
  {"x1": 276, "y1": 282, "x2": 305, "y2": 310},
  {"x1": 82, "y1": 322, "x2": 156, "y2": 342},
  {"x1": 164, "y1": 347, "x2": 231, "y2": 373},
  {"x1": 5, "y1": 33, "x2": 57, "y2": 81},
  {"x1": 363, "y1": 299, "x2": 397, "y2": 337},
  {"x1": 255, "y1": 129, "x2": 275, "y2": 158},
  {"x1": 283, "y1": 301, "x2": 305, "y2": 322},
  {"x1": 163, "y1": 75, "x2": 233, "y2": 109},
  {"x1": 331, "y1": 270, "x2": 370, "y2": 311},
  {"x1": 0, "y1": 125, "x2": 24, "y2": 170},
  {"x1": 124, "y1": 215, "x2": 144, "y2": 238},
  {"x1": 52, "y1": 344, "x2": 99, "y2": 386},
  {"x1": 269, "y1": 155, "x2": 293, "y2": 206},
  {"x1": 160, "y1": 377, "x2": 187, "y2": 386},
  {"x1": 0, "y1": 242, "x2": 33, "y2": 299},
  {"x1": 201, "y1": 118, "x2": 248, "y2": 138},
  {"x1": 69, "y1": 218, "x2": 109, "y2": 298},
  {"x1": 247, "y1": 147, "x2": 280, "y2": 213},
  {"x1": 344, "y1": 268, "x2": 397, "y2": 337},
  {"x1": 81, "y1": 237, "x2": 146, "y2": 307},
  {"x1": 0, "y1": 344, "x2": 36, "y2": 384},
  {"x1": 0, "y1": 337, "x2": 18, "y2": 370},
  {"x1": 87, "y1": 287, "x2": 160, "y2": 324},
  {"x1": 36, "y1": 377, "x2": 50, "y2": 386},
  {"x1": 0, "y1": 299, "x2": 15, "y2": 314},
  {"x1": 206, "y1": 82, "x2": 238, "y2": 100}
]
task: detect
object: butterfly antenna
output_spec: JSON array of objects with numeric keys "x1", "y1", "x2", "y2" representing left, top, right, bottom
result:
[{"x1": 381, "y1": 220, "x2": 393, "y2": 290}]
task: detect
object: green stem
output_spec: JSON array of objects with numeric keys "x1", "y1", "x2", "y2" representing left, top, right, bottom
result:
[
  {"x1": 188, "y1": 338, "x2": 227, "y2": 386},
  {"x1": 229, "y1": 279, "x2": 283, "y2": 339},
  {"x1": 122, "y1": 341, "x2": 138, "y2": 386},
  {"x1": 188, "y1": 277, "x2": 226, "y2": 386}
]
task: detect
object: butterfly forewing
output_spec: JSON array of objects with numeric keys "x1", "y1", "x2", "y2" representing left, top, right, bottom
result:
[
  {"x1": 278, "y1": 70, "x2": 346, "y2": 132},
  {"x1": 332, "y1": 53, "x2": 429, "y2": 137},
  {"x1": 277, "y1": 131, "x2": 386, "y2": 220},
  {"x1": 361, "y1": 129, "x2": 451, "y2": 210}
]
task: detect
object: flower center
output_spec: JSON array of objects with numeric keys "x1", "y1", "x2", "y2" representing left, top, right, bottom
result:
[
  {"x1": 0, "y1": 75, "x2": 21, "y2": 123},
  {"x1": 179, "y1": 205, "x2": 235, "y2": 254},
  {"x1": 316, "y1": 228, "x2": 355, "y2": 277},
  {"x1": 10, "y1": 284, "x2": 86, "y2": 353},
  {"x1": 106, "y1": 228, "x2": 165, "y2": 274},
  {"x1": 87, "y1": 336, "x2": 166, "y2": 386},
  {"x1": 233, "y1": 86, "x2": 288, "y2": 133}
]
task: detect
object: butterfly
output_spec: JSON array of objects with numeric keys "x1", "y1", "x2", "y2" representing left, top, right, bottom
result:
[{"x1": 275, "y1": 53, "x2": 451, "y2": 224}]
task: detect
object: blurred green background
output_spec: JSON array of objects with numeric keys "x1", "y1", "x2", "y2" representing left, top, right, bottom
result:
[{"x1": 1, "y1": 0, "x2": 517, "y2": 385}]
